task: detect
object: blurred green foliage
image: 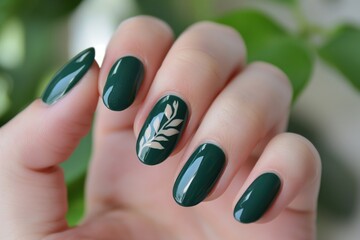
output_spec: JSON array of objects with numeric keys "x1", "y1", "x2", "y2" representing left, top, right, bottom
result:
[
  {"x1": 0, "y1": 0, "x2": 358, "y2": 226},
  {"x1": 0, "y1": 0, "x2": 83, "y2": 125},
  {"x1": 319, "y1": 25, "x2": 360, "y2": 90},
  {"x1": 0, "y1": 0, "x2": 82, "y2": 23},
  {"x1": 217, "y1": 10, "x2": 313, "y2": 101}
]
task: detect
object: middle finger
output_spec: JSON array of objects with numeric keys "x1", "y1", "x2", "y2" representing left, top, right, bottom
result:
[
  {"x1": 173, "y1": 62, "x2": 292, "y2": 206},
  {"x1": 134, "y1": 21, "x2": 246, "y2": 165}
]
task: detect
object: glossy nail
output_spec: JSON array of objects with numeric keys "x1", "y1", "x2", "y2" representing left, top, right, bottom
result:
[
  {"x1": 173, "y1": 143, "x2": 226, "y2": 207},
  {"x1": 102, "y1": 56, "x2": 144, "y2": 111},
  {"x1": 136, "y1": 95, "x2": 188, "y2": 165},
  {"x1": 233, "y1": 172, "x2": 281, "y2": 223},
  {"x1": 41, "y1": 47, "x2": 95, "y2": 105}
]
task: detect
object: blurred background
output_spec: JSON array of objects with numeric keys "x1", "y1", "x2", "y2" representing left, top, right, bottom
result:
[{"x1": 0, "y1": 0, "x2": 359, "y2": 239}]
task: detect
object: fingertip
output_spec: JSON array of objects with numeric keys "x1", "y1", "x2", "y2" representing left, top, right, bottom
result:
[
  {"x1": 233, "y1": 172, "x2": 281, "y2": 224},
  {"x1": 231, "y1": 133, "x2": 321, "y2": 224},
  {"x1": 1, "y1": 49, "x2": 100, "y2": 170},
  {"x1": 99, "y1": 15, "x2": 174, "y2": 94},
  {"x1": 172, "y1": 142, "x2": 226, "y2": 207}
]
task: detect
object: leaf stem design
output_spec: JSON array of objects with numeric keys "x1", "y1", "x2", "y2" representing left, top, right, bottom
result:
[{"x1": 138, "y1": 100, "x2": 183, "y2": 158}]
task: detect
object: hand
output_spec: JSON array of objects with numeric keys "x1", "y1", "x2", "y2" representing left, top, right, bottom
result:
[{"x1": 0, "y1": 16, "x2": 321, "y2": 240}]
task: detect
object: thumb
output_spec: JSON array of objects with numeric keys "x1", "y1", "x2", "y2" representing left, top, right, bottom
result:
[{"x1": 0, "y1": 48, "x2": 98, "y2": 239}]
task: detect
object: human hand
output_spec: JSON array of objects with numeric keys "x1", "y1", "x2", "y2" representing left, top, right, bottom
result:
[{"x1": 0, "y1": 16, "x2": 321, "y2": 240}]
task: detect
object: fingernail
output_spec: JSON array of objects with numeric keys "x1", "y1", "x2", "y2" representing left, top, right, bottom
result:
[
  {"x1": 41, "y1": 47, "x2": 95, "y2": 105},
  {"x1": 173, "y1": 143, "x2": 226, "y2": 207},
  {"x1": 233, "y1": 172, "x2": 281, "y2": 223},
  {"x1": 102, "y1": 56, "x2": 144, "y2": 111},
  {"x1": 136, "y1": 95, "x2": 188, "y2": 165}
]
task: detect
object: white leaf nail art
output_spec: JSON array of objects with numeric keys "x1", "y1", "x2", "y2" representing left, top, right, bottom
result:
[
  {"x1": 144, "y1": 125, "x2": 151, "y2": 141},
  {"x1": 154, "y1": 136, "x2": 168, "y2": 142},
  {"x1": 149, "y1": 142, "x2": 165, "y2": 150},
  {"x1": 139, "y1": 137, "x2": 145, "y2": 147},
  {"x1": 161, "y1": 128, "x2": 179, "y2": 136},
  {"x1": 164, "y1": 104, "x2": 172, "y2": 119},
  {"x1": 138, "y1": 99, "x2": 183, "y2": 158},
  {"x1": 167, "y1": 119, "x2": 183, "y2": 127},
  {"x1": 153, "y1": 116, "x2": 161, "y2": 133}
]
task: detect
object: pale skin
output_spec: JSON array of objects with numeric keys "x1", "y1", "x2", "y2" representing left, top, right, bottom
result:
[{"x1": 0, "y1": 16, "x2": 321, "y2": 240}]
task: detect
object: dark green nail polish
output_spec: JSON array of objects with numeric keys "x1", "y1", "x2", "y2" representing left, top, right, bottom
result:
[
  {"x1": 233, "y1": 172, "x2": 281, "y2": 223},
  {"x1": 136, "y1": 95, "x2": 188, "y2": 165},
  {"x1": 41, "y1": 47, "x2": 95, "y2": 105},
  {"x1": 102, "y1": 56, "x2": 144, "y2": 111},
  {"x1": 173, "y1": 143, "x2": 226, "y2": 207}
]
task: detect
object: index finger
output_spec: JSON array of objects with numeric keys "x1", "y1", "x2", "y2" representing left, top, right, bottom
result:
[{"x1": 95, "y1": 16, "x2": 174, "y2": 137}]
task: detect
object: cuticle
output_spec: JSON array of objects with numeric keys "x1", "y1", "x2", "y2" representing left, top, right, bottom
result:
[
  {"x1": 256, "y1": 171, "x2": 283, "y2": 194},
  {"x1": 200, "y1": 140, "x2": 228, "y2": 164}
]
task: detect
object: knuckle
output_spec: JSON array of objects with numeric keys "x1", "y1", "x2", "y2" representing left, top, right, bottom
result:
[
  {"x1": 230, "y1": 88, "x2": 268, "y2": 131},
  {"x1": 217, "y1": 97, "x2": 267, "y2": 135},
  {"x1": 119, "y1": 15, "x2": 174, "y2": 38},
  {"x1": 188, "y1": 20, "x2": 220, "y2": 31},
  {"x1": 172, "y1": 47, "x2": 222, "y2": 85},
  {"x1": 248, "y1": 61, "x2": 293, "y2": 99},
  {"x1": 189, "y1": 21, "x2": 242, "y2": 40},
  {"x1": 295, "y1": 134, "x2": 321, "y2": 179},
  {"x1": 187, "y1": 21, "x2": 245, "y2": 52},
  {"x1": 277, "y1": 133, "x2": 321, "y2": 180},
  {"x1": 239, "y1": 103, "x2": 267, "y2": 132}
]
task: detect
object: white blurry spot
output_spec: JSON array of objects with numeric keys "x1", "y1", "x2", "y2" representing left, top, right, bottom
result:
[
  {"x1": 69, "y1": 0, "x2": 138, "y2": 66},
  {"x1": 0, "y1": 18, "x2": 25, "y2": 69}
]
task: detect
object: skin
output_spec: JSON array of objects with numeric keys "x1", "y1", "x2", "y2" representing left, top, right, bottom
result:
[{"x1": 0, "y1": 16, "x2": 321, "y2": 240}]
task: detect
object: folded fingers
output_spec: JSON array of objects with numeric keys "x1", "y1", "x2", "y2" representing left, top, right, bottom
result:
[
  {"x1": 172, "y1": 62, "x2": 293, "y2": 207},
  {"x1": 95, "y1": 17, "x2": 320, "y2": 225},
  {"x1": 232, "y1": 133, "x2": 321, "y2": 224}
]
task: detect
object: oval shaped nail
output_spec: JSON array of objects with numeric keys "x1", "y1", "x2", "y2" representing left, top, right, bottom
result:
[
  {"x1": 102, "y1": 56, "x2": 144, "y2": 111},
  {"x1": 173, "y1": 143, "x2": 226, "y2": 207},
  {"x1": 136, "y1": 95, "x2": 188, "y2": 165},
  {"x1": 233, "y1": 172, "x2": 281, "y2": 224},
  {"x1": 41, "y1": 47, "x2": 95, "y2": 105}
]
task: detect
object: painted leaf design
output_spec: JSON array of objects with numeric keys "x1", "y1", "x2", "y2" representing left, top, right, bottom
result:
[
  {"x1": 161, "y1": 128, "x2": 179, "y2": 136},
  {"x1": 139, "y1": 137, "x2": 145, "y2": 147},
  {"x1": 144, "y1": 125, "x2": 151, "y2": 141},
  {"x1": 154, "y1": 136, "x2": 168, "y2": 142},
  {"x1": 164, "y1": 104, "x2": 172, "y2": 119},
  {"x1": 173, "y1": 101, "x2": 178, "y2": 110},
  {"x1": 149, "y1": 141, "x2": 164, "y2": 150},
  {"x1": 153, "y1": 116, "x2": 161, "y2": 133},
  {"x1": 167, "y1": 119, "x2": 183, "y2": 127}
]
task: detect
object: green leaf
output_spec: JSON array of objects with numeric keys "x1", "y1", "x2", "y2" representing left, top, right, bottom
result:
[
  {"x1": 217, "y1": 9, "x2": 314, "y2": 101},
  {"x1": 21, "y1": 0, "x2": 84, "y2": 20},
  {"x1": 319, "y1": 25, "x2": 360, "y2": 91},
  {"x1": 217, "y1": 9, "x2": 285, "y2": 57},
  {"x1": 66, "y1": 173, "x2": 86, "y2": 226},
  {"x1": 62, "y1": 129, "x2": 92, "y2": 225},
  {"x1": 7, "y1": 20, "x2": 60, "y2": 120},
  {"x1": 61, "y1": 130, "x2": 92, "y2": 184},
  {"x1": 252, "y1": 36, "x2": 314, "y2": 100},
  {"x1": 2, "y1": 0, "x2": 83, "y2": 26},
  {"x1": 0, "y1": 0, "x2": 20, "y2": 28}
]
